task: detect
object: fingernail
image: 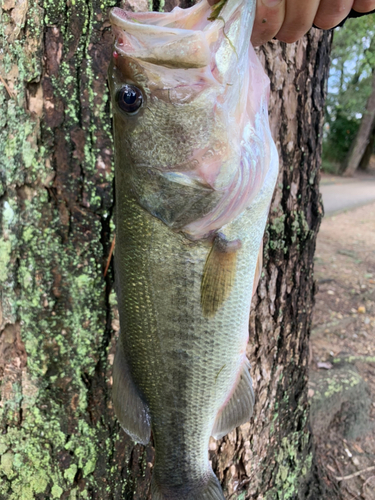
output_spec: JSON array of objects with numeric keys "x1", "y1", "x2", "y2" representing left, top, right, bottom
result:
[{"x1": 262, "y1": 0, "x2": 283, "y2": 7}]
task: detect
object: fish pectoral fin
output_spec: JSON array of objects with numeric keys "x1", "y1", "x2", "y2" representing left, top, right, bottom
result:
[
  {"x1": 201, "y1": 233, "x2": 241, "y2": 318},
  {"x1": 112, "y1": 337, "x2": 151, "y2": 445},
  {"x1": 252, "y1": 240, "x2": 263, "y2": 297},
  {"x1": 212, "y1": 358, "x2": 254, "y2": 440}
]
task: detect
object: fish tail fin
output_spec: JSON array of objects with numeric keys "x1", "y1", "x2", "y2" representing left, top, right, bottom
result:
[{"x1": 151, "y1": 469, "x2": 225, "y2": 500}]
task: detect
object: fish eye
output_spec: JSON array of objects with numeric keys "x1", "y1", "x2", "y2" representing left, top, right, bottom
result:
[{"x1": 116, "y1": 84, "x2": 143, "y2": 115}]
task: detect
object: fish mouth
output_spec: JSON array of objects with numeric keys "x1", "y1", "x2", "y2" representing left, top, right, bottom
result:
[{"x1": 109, "y1": 0, "x2": 255, "y2": 72}]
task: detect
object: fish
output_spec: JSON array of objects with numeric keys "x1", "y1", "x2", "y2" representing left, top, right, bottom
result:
[{"x1": 108, "y1": 0, "x2": 278, "y2": 498}]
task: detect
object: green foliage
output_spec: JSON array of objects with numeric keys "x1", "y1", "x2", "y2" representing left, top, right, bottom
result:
[
  {"x1": 322, "y1": 15, "x2": 375, "y2": 171},
  {"x1": 323, "y1": 108, "x2": 360, "y2": 166}
]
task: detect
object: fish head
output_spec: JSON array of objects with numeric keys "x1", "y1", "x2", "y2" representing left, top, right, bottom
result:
[
  {"x1": 109, "y1": 0, "x2": 278, "y2": 239},
  {"x1": 108, "y1": 27, "x2": 222, "y2": 176}
]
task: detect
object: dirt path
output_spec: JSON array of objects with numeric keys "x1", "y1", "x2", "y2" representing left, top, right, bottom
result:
[
  {"x1": 320, "y1": 174, "x2": 375, "y2": 216},
  {"x1": 310, "y1": 201, "x2": 375, "y2": 499}
]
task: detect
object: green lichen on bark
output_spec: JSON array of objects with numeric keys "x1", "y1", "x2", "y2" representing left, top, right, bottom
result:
[
  {"x1": 270, "y1": 432, "x2": 312, "y2": 500},
  {"x1": 264, "y1": 388, "x2": 313, "y2": 500},
  {"x1": 0, "y1": 0, "x2": 121, "y2": 498},
  {"x1": 266, "y1": 209, "x2": 313, "y2": 255}
]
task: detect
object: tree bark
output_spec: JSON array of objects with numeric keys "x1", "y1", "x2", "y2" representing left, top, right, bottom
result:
[
  {"x1": 343, "y1": 69, "x2": 375, "y2": 176},
  {"x1": 358, "y1": 123, "x2": 375, "y2": 171},
  {"x1": 0, "y1": 1, "x2": 332, "y2": 499}
]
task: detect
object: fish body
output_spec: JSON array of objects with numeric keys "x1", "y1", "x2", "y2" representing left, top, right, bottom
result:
[{"x1": 108, "y1": 1, "x2": 278, "y2": 498}]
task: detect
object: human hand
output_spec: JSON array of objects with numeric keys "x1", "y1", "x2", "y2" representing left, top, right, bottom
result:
[
  {"x1": 209, "y1": 0, "x2": 375, "y2": 46},
  {"x1": 251, "y1": 0, "x2": 375, "y2": 45}
]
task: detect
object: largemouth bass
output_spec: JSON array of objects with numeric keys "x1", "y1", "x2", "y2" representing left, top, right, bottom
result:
[{"x1": 108, "y1": 0, "x2": 278, "y2": 498}]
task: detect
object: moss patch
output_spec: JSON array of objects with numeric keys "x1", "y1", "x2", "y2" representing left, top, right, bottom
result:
[{"x1": 0, "y1": 0, "x2": 120, "y2": 497}]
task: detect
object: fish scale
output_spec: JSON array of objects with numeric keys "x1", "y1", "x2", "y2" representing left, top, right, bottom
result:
[
  {"x1": 114, "y1": 169, "x2": 276, "y2": 495},
  {"x1": 109, "y1": 0, "x2": 279, "y2": 498}
]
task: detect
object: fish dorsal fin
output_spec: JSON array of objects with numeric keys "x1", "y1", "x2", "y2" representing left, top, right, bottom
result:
[
  {"x1": 252, "y1": 240, "x2": 263, "y2": 297},
  {"x1": 212, "y1": 357, "x2": 254, "y2": 439},
  {"x1": 112, "y1": 337, "x2": 151, "y2": 444},
  {"x1": 201, "y1": 233, "x2": 241, "y2": 317}
]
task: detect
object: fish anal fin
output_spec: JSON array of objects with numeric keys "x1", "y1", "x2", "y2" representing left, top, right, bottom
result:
[
  {"x1": 201, "y1": 233, "x2": 241, "y2": 318},
  {"x1": 252, "y1": 240, "x2": 263, "y2": 297},
  {"x1": 112, "y1": 337, "x2": 151, "y2": 444},
  {"x1": 212, "y1": 358, "x2": 254, "y2": 440}
]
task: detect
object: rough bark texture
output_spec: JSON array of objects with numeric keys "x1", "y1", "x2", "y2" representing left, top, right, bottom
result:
[
  {"x1": 359, "y1": 124, "x2": 375, "y2": 171},
  {"x1": 0, "y1": 0, "x2": 332, "y2": 499},
  {"x1": 343, "y1": 70, "x2": 375, "y2": 176}
]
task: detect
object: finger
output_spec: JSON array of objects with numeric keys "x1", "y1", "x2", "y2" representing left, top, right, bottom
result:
[
  {"x1": 352, "y1": 0, "x2": 375, "y2": 12},
  {"x1": 275, "y1": 0, "x2": 320, "y2": 43},
  {"x1": 251, "y1": 0, "x2": 286, "y2": 47},
  {"x1": 314, "y1": 0, "x2": 354, "y2": 30}
]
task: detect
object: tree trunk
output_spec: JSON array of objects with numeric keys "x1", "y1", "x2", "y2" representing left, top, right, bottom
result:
[
  {"x1": 358, "y1": 123, "x2": 375, "y2": 171},
  {"x1": 0, "y1": 1, "x2": 332, "y2": 499},
  {"x1": 343, "y1": 69, "x2": 375, "y2": 176}
]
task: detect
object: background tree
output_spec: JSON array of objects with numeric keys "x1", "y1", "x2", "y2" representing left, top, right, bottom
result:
[
  {"x1": 343, "y1": 68, "x2": 375, "y2": 176},
  {"x1": 0, "y1": 0, "x2": 333, "y2": 498},
  {"x1": 322, "y1": 16, "x2": 375, "y2": 175}
]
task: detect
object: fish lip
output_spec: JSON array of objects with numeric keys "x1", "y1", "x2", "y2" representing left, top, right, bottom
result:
[
  {"x1": 109, "y1": 7, "x2": 198, "y2": 37},
  {"x1": 109, "y1": 7, "x2": 212, "y2": 69},
  {"x1": 108, "y1": 4, "x2": 210, "y2": 50},
  {"x1": 109, "y1": 0, "x2": 254, "y2": 70},
  {"x1": 109, "y1": 0, "x2": 210, "y2": 33}
]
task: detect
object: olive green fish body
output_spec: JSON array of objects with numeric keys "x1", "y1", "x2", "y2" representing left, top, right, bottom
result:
[
  {"x1": 109, "y1": 1, "x2": 278, "y2": 498},
  {"x1": 115, "y1": 174, "x2": 274, "y2": 495}
]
